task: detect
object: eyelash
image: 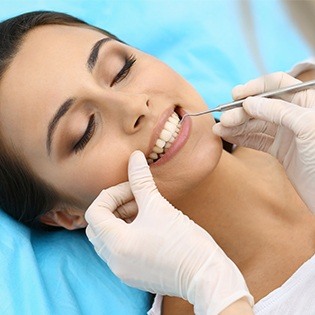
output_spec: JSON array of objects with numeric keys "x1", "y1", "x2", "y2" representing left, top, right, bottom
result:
[
  {"x1": 110, "y1": 54, "x2": 136, "y2": 86},
  {"x1": 73, "y1": 54, "x2": 136, "y2": 154},
  {"x1": 73, "y1": 114, "x2": 96, "y2": 154}
]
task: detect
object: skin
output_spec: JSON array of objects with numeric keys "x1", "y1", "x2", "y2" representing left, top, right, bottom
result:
[
  {"x1": 0, "y1": 25, "x2": 221, "y2": 227},
  {"x1": 1, "y1": 25, "x2": 315, "y2": 313}
]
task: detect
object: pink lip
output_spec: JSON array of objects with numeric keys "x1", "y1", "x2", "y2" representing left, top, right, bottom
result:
[{"x1": 148, "y1": 106, "x2": 191, "y2": 167}]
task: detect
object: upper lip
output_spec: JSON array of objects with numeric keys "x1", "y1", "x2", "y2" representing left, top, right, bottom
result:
[{"x1": 146, "y1": 106, "x2": 177, "y2": 159}]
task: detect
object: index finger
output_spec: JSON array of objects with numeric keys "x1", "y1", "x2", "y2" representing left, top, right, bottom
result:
[
  {"x1": 232, "y1": 72, "x2": 300, "y2": 100},
  {"x1": 85, "y1": 182, "x2": 133, "y2": 225}
]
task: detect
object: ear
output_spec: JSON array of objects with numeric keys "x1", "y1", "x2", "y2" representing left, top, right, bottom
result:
[{"x1": 40, "y1": 207, "x2": 87, "y2": 230}]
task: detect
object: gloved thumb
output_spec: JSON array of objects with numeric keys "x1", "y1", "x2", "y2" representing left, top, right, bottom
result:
[
  {"x1": 243, "y1": 96, "x2": 306, "y2": 136},
  {"x1": 128, "y1": 150, "x2": 159, "y2": 208}
]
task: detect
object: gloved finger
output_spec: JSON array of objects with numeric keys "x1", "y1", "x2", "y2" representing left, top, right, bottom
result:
[
  {"x1": 243, "y1": 96, "x2": 309, "y2": 137},
  {"x1": 85, "y1": 209, "x2": 125, "y2": 262},
  {"x1": 219, "y1": 132, "x2": 274, "y2": 152},
  {"x1": 85, "y1": 221, "x2": 125, "y2": 264},
  {"x1": 219, "y1": 107, "x2": 250, "y2": 127},
  {"x1": 128, "y1": 150, "x2": 159, "y2": 206},
  {"x1": 213, "y1": 119, "x2": 276, "y2": 138},
  {"x1": 242, "y1": 133, "x2": 275, "y2": 151},
  {"x1": 85, "y1": 182, "x2": 133, "y2": 227},
  {"x1": 113, "y1": 199, "x2": 138, "y2": 223},
  {"x1": 85, "y1": 183, "x2": 133, "y2": 260},
  {"x1": 232, "y1": 72, "x2": 300, "y2": 100},
  {"x1": 291, "y1": 89, "x2": 315, "y2": 109}
]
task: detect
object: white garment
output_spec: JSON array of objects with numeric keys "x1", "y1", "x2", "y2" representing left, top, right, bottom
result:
[
  {"x1": 148, "y1": 254, "x2": 315, "y2": 315},
  {"x1": 147, "y1": 59, "x2": 315, "y2": 315},
  {"x1": 147, "y1": 294, "x2": 163, "y2": 315},
  {"x1": 253, "y1": 253, "x2": 315, "y2": 314}
]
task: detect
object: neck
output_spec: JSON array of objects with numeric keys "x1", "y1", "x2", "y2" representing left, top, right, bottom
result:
[{"x1": 173, "y1": 148, "x2": 315, "y2": 300}]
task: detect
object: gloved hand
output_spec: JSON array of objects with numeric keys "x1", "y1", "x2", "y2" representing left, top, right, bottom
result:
[
  {"x1": 212, "y1": 72, "x2": 315, "y2": 213},
  {"x1": 85, "y1": 151, "x2": 254, "y2": 315}
]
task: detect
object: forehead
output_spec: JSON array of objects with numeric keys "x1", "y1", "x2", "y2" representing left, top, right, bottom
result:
[
  {"x1": 3, "y1": 24, "x2": 107, "y2": 93},
  {"x1": 0, "y1": 25, "x2": 106, "y2": 156}
]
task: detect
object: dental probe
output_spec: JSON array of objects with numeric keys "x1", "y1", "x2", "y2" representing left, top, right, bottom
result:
[{"x1": 180, "y1": 79, "x2": 315, "y2": 123}]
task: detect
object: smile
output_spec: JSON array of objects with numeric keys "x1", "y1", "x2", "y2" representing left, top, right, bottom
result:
[
  {"x1": 147, "y1": 111, "x2": 181, "y2": 164},
  {"x1": 146, "y1": 106, "x2": 191, "y2": 165}
]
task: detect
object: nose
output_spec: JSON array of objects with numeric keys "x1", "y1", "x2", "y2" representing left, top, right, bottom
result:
[
  {"x1": 123, "y1": 93, "x2": 149, "y2": 133},
  {"x1": 101, "y1": 91, "x2": 150, "y2": 134}
]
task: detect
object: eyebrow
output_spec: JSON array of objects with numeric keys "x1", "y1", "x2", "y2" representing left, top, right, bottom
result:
[
  {"x1": 87, "y1": 37, "x2": 113, "y2": 71},
  {"x1": 46, "y1": 37, "x2": 113, "y2": 156},
  {"x1": 46, "y1": 98, "x2": 75, "y2": 155}
]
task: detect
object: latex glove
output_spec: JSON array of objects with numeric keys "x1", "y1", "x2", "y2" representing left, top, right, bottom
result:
[
  {"x1": 213, "y1": 72, "x2": 315, "y2": 213},
  {"x1": 85, "y1": 151, "x2": 254, "y2": 315}
]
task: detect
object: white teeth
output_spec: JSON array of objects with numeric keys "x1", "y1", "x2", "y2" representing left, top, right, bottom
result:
[
  {"x1": 149, "y1": 152, "x2": 158, "y2": 159},
  {"x1": 156, "y1": 139, "x2": 166, "y2": 149},
  {"x1": 160, "y1": 129, "x2": 172, "y2": 142},
  {"x1": 169, "y1": 136, "x2": 175, "y2": 143},
  {"x1": 164, "y1": 121, "x2": 177, "y2": 134},
  {"x1": 147, "y1": 110, "x2": 182, "y2": 164},
  {"x1": 168, "y1": 116, "x2": 179, "y2": 125},
  {"x1": 152, "y1": 145, "x2": 163, "y2": 154}
]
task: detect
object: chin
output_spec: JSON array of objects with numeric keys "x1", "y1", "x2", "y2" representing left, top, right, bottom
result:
[{"x1": 152, "y1": 115, "x2": 223, "y2": 203}]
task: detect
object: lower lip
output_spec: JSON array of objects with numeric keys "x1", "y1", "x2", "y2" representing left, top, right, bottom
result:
[{"x1": 151, "y1": 107, "x2": 191, "y2": 167}]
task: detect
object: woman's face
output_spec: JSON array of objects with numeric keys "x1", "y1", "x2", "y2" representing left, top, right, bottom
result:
[{"x1": 0, "y1": 25, "x2": 222, "y2": 219}]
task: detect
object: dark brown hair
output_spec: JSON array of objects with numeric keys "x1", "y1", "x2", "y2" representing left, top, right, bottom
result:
[{"x1": 0, "y1": 11, "x2": 119, "y2": 229}]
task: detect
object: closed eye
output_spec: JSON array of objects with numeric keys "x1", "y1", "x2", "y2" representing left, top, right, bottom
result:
[
  {"x1": 110, "y1": 54, "x2": 136, "y2": 86},
  {"x1": 73, "y1": 114, "x2": 96, "y2": 154}
]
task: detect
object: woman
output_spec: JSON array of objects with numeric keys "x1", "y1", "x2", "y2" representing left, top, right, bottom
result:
[{"x1": 0, "y1": 11, "x2": 314, "y2": 314}]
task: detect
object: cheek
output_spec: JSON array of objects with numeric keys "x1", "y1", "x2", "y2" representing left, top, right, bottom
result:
[
  {"x1": 55, "y1": 146, "x2": 131, "y2": 208},
  {"x1": 136, "y1": 56, "x2": 186, "y2": 94}
]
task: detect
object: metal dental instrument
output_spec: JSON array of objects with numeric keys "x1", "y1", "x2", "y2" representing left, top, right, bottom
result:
[{"x1": 180, "y1": 79, "x2": 315, "y2": 123}]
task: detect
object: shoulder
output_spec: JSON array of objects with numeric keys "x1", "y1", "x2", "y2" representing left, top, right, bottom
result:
[{"x1": 254, "y1": 253, "x2": 315, "y2": 314}]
